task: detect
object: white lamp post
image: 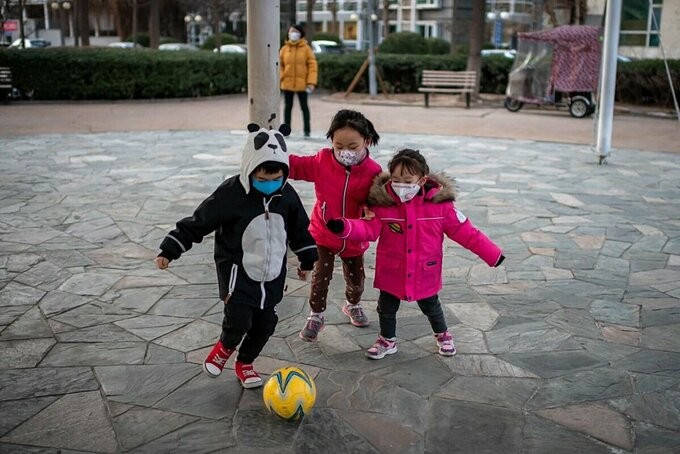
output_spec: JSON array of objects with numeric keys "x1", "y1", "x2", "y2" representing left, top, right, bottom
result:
[
  {"x1": 50, "y1": 0, "x2": 71, "y2": 46},
  {"x1": 350, "y1": 3, "x2": 378, "y2": 97},
  {"x1": 486, "y1": 10, "x2": 510, "y2": 49},
  {"x1": 184, "y1": 13, "x2": 202, "y2": 46}
]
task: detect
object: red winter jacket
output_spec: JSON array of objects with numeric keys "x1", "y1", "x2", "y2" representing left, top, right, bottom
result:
[
  {"x1": 289, "y1": 148, "x2": 382, "y2": 257},
  {"x1": 337, "y1": 173, "x2": 504, "y2": 301}
]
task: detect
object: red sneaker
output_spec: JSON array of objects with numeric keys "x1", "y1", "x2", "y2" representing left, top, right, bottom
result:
[
  {"x1": 234, "y1": 360, "x2": 263, "y2": 388},
  {"x1": 203, "y1": 340, "x2": 234, "y2": 378}
]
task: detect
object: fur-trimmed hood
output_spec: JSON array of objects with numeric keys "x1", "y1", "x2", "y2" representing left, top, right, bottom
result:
[{"x1": 367, "y1": 172, "x2": 457, "y2": 207}]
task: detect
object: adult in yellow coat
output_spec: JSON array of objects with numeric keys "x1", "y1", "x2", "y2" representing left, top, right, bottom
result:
[{"x1": 280, "y1": 24, "x2": 318, "y2": 138}]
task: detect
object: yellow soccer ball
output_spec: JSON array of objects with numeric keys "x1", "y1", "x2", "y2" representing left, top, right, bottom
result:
[{"x1": 262, "y1": 366, "x2": 316, "y2": 421}]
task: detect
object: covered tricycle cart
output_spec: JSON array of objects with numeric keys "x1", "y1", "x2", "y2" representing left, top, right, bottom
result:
[{"x1": 504, "y1": 25, "x2": 602, "y2": 118}]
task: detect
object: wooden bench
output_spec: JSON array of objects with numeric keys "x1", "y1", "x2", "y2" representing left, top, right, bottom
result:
[
  {"x1": 418, "y1": 70, "x2": 477, "y2": 108},
  {"x1": 0, "y1": 67, "x2": 12, "y2": 103}
]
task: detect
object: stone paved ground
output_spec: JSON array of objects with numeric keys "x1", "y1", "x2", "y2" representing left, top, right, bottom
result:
[{"x1": 1, "y1": 126, "x2": 680, "y2": 453}]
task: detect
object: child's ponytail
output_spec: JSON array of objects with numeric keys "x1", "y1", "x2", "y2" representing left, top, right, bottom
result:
[{"x1": 326, "y1": 109, "x2": 380, "y2": 146}]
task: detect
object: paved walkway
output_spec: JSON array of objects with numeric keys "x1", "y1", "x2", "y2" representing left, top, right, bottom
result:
[{"x1": 1, "y1": 98, "x2": 679, "y2": 453}]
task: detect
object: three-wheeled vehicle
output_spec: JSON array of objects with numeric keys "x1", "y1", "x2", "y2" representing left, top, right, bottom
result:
[{"x1": 504, "y1": 25, "x2": 602, "y2": 118}]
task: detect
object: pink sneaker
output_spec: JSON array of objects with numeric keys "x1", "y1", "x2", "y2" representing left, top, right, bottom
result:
[
  {"x1": 234, "y1": 361, "x2": 263, "y2": 388},
  {"x1": 365, "y1": 336, "x2": 397, "y2": 360},
  {"x1": 203, "y1": 340, "x2": 234, "y2": 377},
  {"x1": 435, "y1": 331, "x2": 457, "y2": 356}
]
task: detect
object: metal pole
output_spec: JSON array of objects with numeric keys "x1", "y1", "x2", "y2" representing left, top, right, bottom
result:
[
  {"x1": 367, "y1": 1, "x2": 377, "y2": 97},
  {"x1": 410, "y1": 0, "x2": 416, "y2": 32},
  {"x1": 247, "y1": 0, "x2": 281, "y2": 126},
  {"x1": 595, "y1": 0, "x2": 622, "y2": 164}
]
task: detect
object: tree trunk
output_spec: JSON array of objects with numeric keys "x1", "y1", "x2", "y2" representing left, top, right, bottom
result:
[
  {"x1": 544, "y1": 2, "x2": 559, "y2": 27},
  {"x1": 78, "y1": 0, "x2": 89, "y2": 45},
  {"x1": 382, "y1": 0, "x2": 390, "y2": 38},
  {"x1": 329, "y1": 0, "x2": 337, "y2": 35},
  {"x1": 306, "y1": 0, "x2": 314, "y2": 41},
  {"x1": 465, "y1": 0, "x2": 484, "y2": 99},
  {"x1": 148, "y1": 0, "x2": 159, "y2": 48},
  {"x1": 212, "y1": 0, "x2": 221, "y2": 49}
]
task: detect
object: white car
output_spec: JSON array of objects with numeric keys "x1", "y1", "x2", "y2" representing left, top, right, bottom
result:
[
  {"x1": 311, "y1": 40, "x2": 343, "y2": 54},
  {"x1": 214, "y1": 44, "x2": 247, "y2": 54},
  {"x1": 108, "y1": 42, "x2": 142, "y2": 49},
  {"x1": 159, "y1": 43, "x2": 199, "y2": 51},
  {"x1": 481, "y1": 49, "x2": 516, "y2": 59},
  {"x1": 10, "y1": 38, "x2": 51, "y2": 48}
]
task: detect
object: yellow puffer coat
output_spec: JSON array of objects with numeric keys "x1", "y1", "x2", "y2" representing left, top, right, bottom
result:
[{"x1": 279, "y1": 39, "x2": 318, "y2": 92}]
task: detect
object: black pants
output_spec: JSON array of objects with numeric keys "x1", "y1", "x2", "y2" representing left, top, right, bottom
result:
[
  {"x1": 220, "y1": 301, "x2": 278, "y2": 364},
  {"x1": 377, "y1": 291, "x2": 447, "y2": 339},
  {"x1": 283, "y1": 90, "x2": 310, "y2": 136}
]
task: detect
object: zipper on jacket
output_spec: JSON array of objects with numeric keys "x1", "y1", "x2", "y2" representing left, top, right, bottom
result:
[
  {"x1": 321, "y1": 201, "x2": 327, "y2": 224},
  {"x1": 338, "y1": 169, "x2": 351, "y2": 255},
  {"x1": 261, "y1": 197, "x2": 272, "y2": 309}
]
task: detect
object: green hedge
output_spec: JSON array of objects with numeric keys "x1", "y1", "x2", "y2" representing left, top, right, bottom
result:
[
  {"x1": 0, "y1": 47, "x2": 247, "y2": 100},
  {"x1": 1, "y1": 47, "x2": 677, "y2": 106}
]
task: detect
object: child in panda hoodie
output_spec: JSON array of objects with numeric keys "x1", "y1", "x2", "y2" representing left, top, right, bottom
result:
[{"x1": 155, "y1": 123, "x2": 318, "y2": 388}]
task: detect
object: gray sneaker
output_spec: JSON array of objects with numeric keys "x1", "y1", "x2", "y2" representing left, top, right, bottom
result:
[
  {"x1": 299, "y1": 315, "x2": 324, "y2": 342},
  {"x1": 342, "y1": 303, "x2": 369, "y2": 327}
]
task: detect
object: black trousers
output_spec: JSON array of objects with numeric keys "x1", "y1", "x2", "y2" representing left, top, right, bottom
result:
[
  {"x1": 377, "y1": 291, "x2": 448, "y2": 339},
  {"x1": 220, "y1": 301, "x2": 278, "y2": 364},
  {"x1": 283, "y1": 90, "x2": 310, "y2": 136}
]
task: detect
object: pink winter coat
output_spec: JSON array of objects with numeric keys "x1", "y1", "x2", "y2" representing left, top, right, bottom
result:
[
  {"x1": 289, "y1": 149, "x2": 382, "y2": 257},
  {"x1": 338, "y1": 173, "x2": 504, "y2": 302}
]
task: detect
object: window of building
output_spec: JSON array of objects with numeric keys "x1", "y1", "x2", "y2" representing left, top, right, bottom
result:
[{"x1": 620, "y1": 0, "x2": 662, "y2": 47}]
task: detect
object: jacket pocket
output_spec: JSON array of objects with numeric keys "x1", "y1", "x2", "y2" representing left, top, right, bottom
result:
[{"x1": 420, "y1": 257, "x2": 440, "y2": 291}]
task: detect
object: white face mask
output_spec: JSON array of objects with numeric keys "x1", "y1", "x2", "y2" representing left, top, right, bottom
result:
[
  {"x1": 288, "y1": 32, "x2": 301, "y2": 42},
  {"x1": 334, "y1": 148, "x2": 366, "y2": 167},
  {"x1": 392, "y1": 181, "x2": 422, "y2": 203}
]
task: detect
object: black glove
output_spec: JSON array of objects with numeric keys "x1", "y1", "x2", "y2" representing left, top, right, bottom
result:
[
  {"x1": 326, "y1": 219, "x2": 345, "y2": 234},
  {"x1": 495, "y1": 254, "x2": 505, "y2": 267}
]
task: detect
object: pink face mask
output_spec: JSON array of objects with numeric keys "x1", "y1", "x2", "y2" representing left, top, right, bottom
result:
[
  {"x1": 334, "y1": 148, "x2": 367, "y2": 166},
  {"x1": 391, "y1": 182, "x2": 421, "y2": 202}
]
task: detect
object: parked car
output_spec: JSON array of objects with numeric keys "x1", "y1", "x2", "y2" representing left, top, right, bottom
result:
[
  {"x1": 214, "y1": 44, "x2": 247, "y2": 54},
  {"x1": 311, "y1": 40, "x2": 343, "y2": 54},
  {"x1": 10, "y1": 39, "x2": 51, "y2": 48},
  {"x1": 159, "y1": 43, "x2": 199, "y2": 51},
  {"x1": 107, "y1": 42, "x2": 143, "y2": 49}
]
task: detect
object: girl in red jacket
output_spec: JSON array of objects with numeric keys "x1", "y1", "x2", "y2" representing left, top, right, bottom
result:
[
  {"x1": 289, "y1": 110, "x2": 382, "y2": 342},
  {"x1": 327, "y1": 149, "x2": 505, "y2": 359}
]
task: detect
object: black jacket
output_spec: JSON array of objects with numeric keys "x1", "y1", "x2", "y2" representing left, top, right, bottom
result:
[{"x1": 159, "y1": 175, "x2": 318, "y2": 308}]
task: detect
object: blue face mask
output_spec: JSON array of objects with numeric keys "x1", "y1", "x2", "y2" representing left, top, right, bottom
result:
[{"x1": 251, "y1": 177, "x2": 283, "y2": 195}]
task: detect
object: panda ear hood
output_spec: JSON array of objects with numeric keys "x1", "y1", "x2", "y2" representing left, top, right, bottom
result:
[{"x1": 239, "y1": 123, "x2": 291, "y2": 193}]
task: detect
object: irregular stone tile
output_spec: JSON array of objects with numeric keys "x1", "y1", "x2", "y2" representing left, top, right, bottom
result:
[
  {"x1": 128, "y1": 420, "x2": 235, "y2": 453},
  {"x1": 0, "y1": 397, "x2": 58, "y2": 437},
  {"x1": 537, "y1": 402, "x2": 633, "y2": 450},
  {"x1": 3, "y1": 253, "x2": 42, "y2": 273},
  {"x1": 14, "y1": 261, "x2": 71, "y2": 292},
  {"x1": 0, "y1": 305, "x2": 30, "y2": 326},
  {"x1": 445, "y1": 302, "x2": 499, "y2": 331},
  {"x1": 40, "y1": 249, "x2": 95, "y2": 268},
  {"x1": 611, "y1": 390, "x2": 680, "y2": 431},
  {"x1": 55, "y1": 323, "x2": 144, "y2": 343},
  {"x1": 528, "y1": 368, "x2": 632, "y2": 409},
  {"x1": 153, "y1": 319, "x2": 220, "y2": 352},
  {"x1": 426, "y1": 325, "x2": 487, "y2": 353},
  {"x1": 467, "y1": 263, "x2": 507, "y2": 285},
  {"x1": 0, "y1": 367, "x2": 98, "y2": 401},
  {"x1": 633, "y1": 421, "x2": 680, "y2": 454},
  {"x1": 52, "y1": 302, "x2": 136, "y2": 328},
  {"x1": 437, "y1": 376, "x2": 538, "y2": 408},
  {"x1": 630, "y1": 269, "x2": 680, "y2": 288},
  {"x1": 486, "y1": 321, "x2": 572, "y2": 354},
  {"x1": 575, "y1": 337, "x2": 640, "y2": 361},
  {"x1": 292, "y1": 408, "x2": 379, "y2": 453},
  {"x1": 0, "y1": 339, "x2": 55, "y2": 369},
  {"x1": 0, "y1": 228, "x2": 62, "y2": 245},
  {"x1": 144, "y1": 343, "x2": 185, "y2": 364},
  {"x1": 601, "y1": 323, "x2": 640, "y2": 346},
  {"x1": 546, "y1": 309, "x2": 601, "y2": 339},
  {"x1": 163, "y1": 283, "x2": 220, "y2": 300},
  {"x1": 337, "y1": 409, "x2": 423, "y2": 453},
  {"x1": 85, "y1": 242, "x2": 156, "y2": 267},
  {"x1": 155, "y1": 373, "x2": 241, "y2": 419},
  {"x1": 613, "y1": 350, "x2": 680, "y2": 375},
  {"x1": 642, "y1": 324, "x2": 680, "y2": 352},
  {"x1": 148, "y1": 297, "x2": 216, "y2": 318},
  {"x1": 95, "y1": 364, "x2": 199, "y2": 406},
  {"x1": 571, "y1": 234, "x2": 605, "y2": 250},
  {"x1": 317, "y1": 325, "x2": 362, "y2": 355},
  {"x1": 523, "y1": 415, "x2": 612, "y2": 454},
  {"x1": 2, "y1": 392, "x2": 117, "y2": 453},
  {"x1": 541, "y1": 267, "x2": 574, "y2": 280},
  {"x1": 113, "y1": 273, "x2": 188, "y2": 290},
  {"x1": 632, "y1": 373, "x2": 679, "y2": 394},
  {"x1": 501, "y1": 351, "x2": 607, "y2": 379},
  {"x1": 110, "y1": 286, "x2": 170, "y2": 313},
  {"x1": 444, "y1": 354, "x2": 539, "y2": 378},
  {"x1": 426, "y1": 399, "x2": 522, "y2": 453},
  {"x1": 41, "y1": 342, "x2": 146, "y2": 367},
  {"x1": 113, "y1": 406, "x2": 198, "y2": 451},
  {"x1": 0, "y1": 282, "x2": 45, "y2": 307},
  {"x1": 258, "y1": 336, "x2": 298, "y2": 363},
  {"x1": 38, "y1": 290, "x2": 91, "y2": 317},
  {"x1": 590, "y1": 299, "x2": 640, "y2": 327},
  {"x1": 0, "y1": 307, "x2": 53, "y2": 340},
  {"x1": 233, "y1": 409, "x2": 307, "y2": 448},
  {"x1": 373, "y1": 355, "x2": 454, "y2": 397},
  {"x1": 114, "y1": 314, "x2": 193, "y2": 341},
  {"x1": 550, "y1": 193, "x2": 584, "y2": 208},
  {"x1": 58, "y1": 272, "x2": 124, "y2": 297}
]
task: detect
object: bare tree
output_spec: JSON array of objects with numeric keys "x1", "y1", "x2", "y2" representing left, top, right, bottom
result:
[
  {"x1": 465, "y1": 0, "x2": 485, "y2": 100},
  {"x1": 149, "y1": 0, "x2": 159, "y2": 48},
  {"x1": 329, "y1": 0, "x2": 337, "y2": 35},
  {"x1": 382, "y1": 0, "x2": 390, "y2": 38},
  {"x1": 78, "y1": 0, "x2": 91, "y2": 45}
]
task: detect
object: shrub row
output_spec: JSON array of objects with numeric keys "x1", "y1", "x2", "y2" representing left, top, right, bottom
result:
[{"x1": 1, "y1": 47, "x2": 677, "y2": 106}]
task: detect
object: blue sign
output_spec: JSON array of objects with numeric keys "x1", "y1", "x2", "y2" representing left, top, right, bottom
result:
[{"x1": 493, "y1": 19, "x2": 503, "y2": 48}]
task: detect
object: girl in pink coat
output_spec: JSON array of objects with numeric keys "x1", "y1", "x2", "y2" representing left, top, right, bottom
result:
[
  {"x1": 289, "y1": 110, "x2": 382, "y2": 342},
  {"x1": 327, "y1": 149, "x2": 505, "y2": 359}
]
